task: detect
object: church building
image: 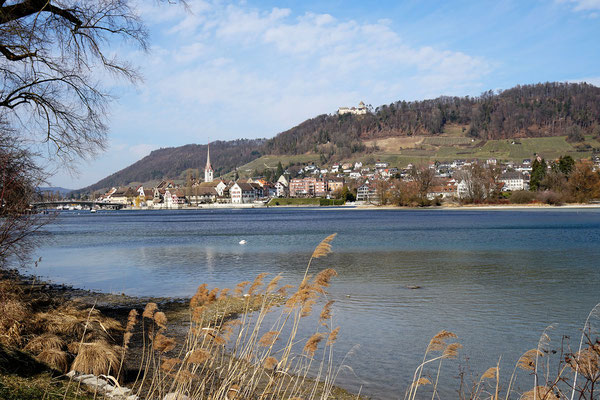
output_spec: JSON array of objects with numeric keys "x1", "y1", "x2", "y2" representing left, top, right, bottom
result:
[{"x1": 204, "y1": 142, "x2": 214, "y2": 182}]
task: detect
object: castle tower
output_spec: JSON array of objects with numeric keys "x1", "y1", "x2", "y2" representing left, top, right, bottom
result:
[{"x1": 204, "y1": 141, "x2": 214, "y2": 182}]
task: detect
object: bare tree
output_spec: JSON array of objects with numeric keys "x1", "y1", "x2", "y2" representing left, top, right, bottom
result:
[
  {"x1": 409, "y1": 164, "x2": 436, "y2": 205},
  {"x1": 0, "y1": 1, "x2": 172, "y2": 268},
  {"x1": 0, "y1": 0, "x2": 148, "y2": 162},
  {"x1": 0, "y1": 131, "x2": 48, "y2": 264},
  {"x1": 456, "y1": 163, "x2": 501, "y2": 203}
]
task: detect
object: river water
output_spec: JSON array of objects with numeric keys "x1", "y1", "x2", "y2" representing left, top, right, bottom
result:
[{"x1": 31, "y1": 208, "x2": 600, "y2": 398}]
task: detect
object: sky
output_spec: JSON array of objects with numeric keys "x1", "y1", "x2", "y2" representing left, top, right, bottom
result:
[{"x1": 50, "y1": 0, "x2": 600, "y2": 189}]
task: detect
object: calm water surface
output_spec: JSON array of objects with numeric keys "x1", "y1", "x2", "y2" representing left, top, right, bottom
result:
[{"x1": 32, "y1": 208, "x2": 600, "y2": 398}]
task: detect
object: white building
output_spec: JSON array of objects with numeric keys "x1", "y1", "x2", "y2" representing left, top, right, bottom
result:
[
  {"x1": 499, "y1": 171, "x2": 527, "y2": 191},
  {"x1": 230, "y1": 182, "x2": 256, "y2": 204},
  {"x1": 338, "y1": 101, "x2": 368, "y2": 115}
]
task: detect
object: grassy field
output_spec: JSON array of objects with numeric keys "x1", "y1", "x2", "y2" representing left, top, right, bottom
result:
[
  {"x1": 234, "y1": 135, "x2": 599, "y2": 173},
  {"x1": 230, "y1": 155, "x2": 321, "y2": 178}
]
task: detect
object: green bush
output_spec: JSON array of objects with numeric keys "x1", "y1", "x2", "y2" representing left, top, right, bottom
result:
[{"x1": 319, "y1": 199, "x2": 344, "y2": 206}]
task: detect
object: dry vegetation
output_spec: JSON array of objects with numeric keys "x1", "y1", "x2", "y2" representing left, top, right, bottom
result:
[{"x1": 2, "y1": 235, "x2": 600, "y2": 400}]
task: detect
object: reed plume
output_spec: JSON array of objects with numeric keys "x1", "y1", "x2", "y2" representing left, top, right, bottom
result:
[
  {"x1": 142, "y1": 302, "x2": 158, "y2": 319},
  {"x1": 567, "y1": 345, "x2": 600, "y2": 379},
  {"x1": 160, "y1": 357, "x2": 179, "y2": 372},
  {"x1": 311, "y1": 233, "x2": 337, "y2": 259},
  {"x1": 266, "y1": 274, "x2": 282, "y2": 293},
  {"x1": 258, "y1": 331, "x2": 279, "y2": 347},
  {"x1": 190, "y1": 284, "x2": 210, "y2": 308},
  {"x1": 154, "y1": 311, "x2": 168, "y2": 329},
  {"x1": 517, "y1": 349, "x2": 544, "y2": 371},
  {"x1": 248, "y1": 273, "x2": 269, "y2": 295},
  {"x1": 264, "y1": 356, "x2": 278, "y2": 370},
  {"x1": 314, "y1": 269, "x2": 338, "y2": 293},
  {"x1": 327, "y1": 327, "x2": 340, "y2": 346},
  {"x1": 234, "y1": 281, "x2": 251, "y2": 297},
  {"x1": 319, "y1": 300, "x2": 335, "y2": 324},
  {"x1": 304, "y1": 333, "x2": 324, "y2": 357},
  {"x1": 481, "y1": 366, "x2": 498, "y2": 380},
  {"x1": 188, "y1": 348, "x2": 211, "y2": 364},
  {"x1": 427, "y1": 330, "x2": 458, "y2": 352},
  {"x1": 442, "y1": 342, "x2": 462, "y2": 359},
  {"x1": 153, "y1": 333, "x2": 176, "y2": 353}
]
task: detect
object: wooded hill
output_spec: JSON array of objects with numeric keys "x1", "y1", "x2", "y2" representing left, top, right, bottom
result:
[
  {"x1": 80, "y1": 139, "x2": 265, "y2": 192},
  {"x1": 81, "y1": 82, "x2": 600, "y2": 192},
  {"x1": 263, "y1": 82, "x2": 600, "y2": 159}
]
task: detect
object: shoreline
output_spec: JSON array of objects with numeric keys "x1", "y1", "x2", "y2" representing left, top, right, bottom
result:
[
  {"x1": 0, "y1": 268, "x2": 363, "y2": 400},
  {"x1": 60, "y1": 202, "x2": 600, "y2": 212}
]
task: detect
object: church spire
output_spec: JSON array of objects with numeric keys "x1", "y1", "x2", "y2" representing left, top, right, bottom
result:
[{"x1": 204, "y1": 140, "x2": 214, "y2": 182}]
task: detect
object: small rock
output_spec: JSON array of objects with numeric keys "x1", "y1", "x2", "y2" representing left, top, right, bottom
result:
[
  {"x1": 107, "y1": 387, "x2": 132, "y2": 398},
  {"x1": 73, "y1": 374, "x2": 95, "y2": 382},
  {"x1": 163, "y1": 393, "x2": 190, "y2": 400},
  {"x1": 82, "y1": 377, "x2": 109, "y2": 390}
]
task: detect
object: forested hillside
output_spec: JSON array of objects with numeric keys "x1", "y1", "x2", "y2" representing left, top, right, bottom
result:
[
  {"x1": 263, "y1": 82, "x2": 600, "y2": 158},
  {"x1": 81, "y1": 139, "x2": 265, "y2": 192}
]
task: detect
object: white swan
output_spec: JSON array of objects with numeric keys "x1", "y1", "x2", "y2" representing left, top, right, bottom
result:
[{"x1": 239, "y1": 240, "x2": 247, "y2": 245}]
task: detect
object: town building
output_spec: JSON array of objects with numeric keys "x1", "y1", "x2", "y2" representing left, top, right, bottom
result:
[
  {"x1": 499, "y1": 171, "x2": 527, "y2": 191},
  {"x1": 230, "y1": 182, "x2": 256, "y2": 204}
]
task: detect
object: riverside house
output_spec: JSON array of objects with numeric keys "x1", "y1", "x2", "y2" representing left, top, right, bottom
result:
[{"x1": 230, "y1": 182, "x2": 256, "y2": 204}]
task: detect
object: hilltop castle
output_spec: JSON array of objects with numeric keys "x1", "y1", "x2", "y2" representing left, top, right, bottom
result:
[{"x1": 338, "y1": 101, "x2": 368, "y2": 115}]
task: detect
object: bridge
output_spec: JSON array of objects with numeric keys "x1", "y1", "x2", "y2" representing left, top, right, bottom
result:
[{"x1": 31, "y1": 200, "x2": 125, "y2": 210}]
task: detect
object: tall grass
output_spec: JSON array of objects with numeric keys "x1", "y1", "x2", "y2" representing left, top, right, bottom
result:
[{"x1": 125, "y1": 233, "x2": 344, "y2": 400}]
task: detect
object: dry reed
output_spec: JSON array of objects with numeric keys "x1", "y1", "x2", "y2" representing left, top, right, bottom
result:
[
  {"x1": 24, "y1": 333, "x2": 64, "y2": 354},
  {"x1": 36, "y1": 348, "x2": 69, "y2": 372},
  {"x1": 71, "y1": 341, "x2": 120, "y2": 375}
]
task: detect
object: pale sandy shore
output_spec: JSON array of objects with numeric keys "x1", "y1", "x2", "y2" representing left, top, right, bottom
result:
[{"x1": 352, "y1": 203, "x2": 600, "y2": 210}]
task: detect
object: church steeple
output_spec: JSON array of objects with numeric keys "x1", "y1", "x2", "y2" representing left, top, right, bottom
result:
[{"x1": 204, "y1": 141, "x2": 214, "y2": 182}]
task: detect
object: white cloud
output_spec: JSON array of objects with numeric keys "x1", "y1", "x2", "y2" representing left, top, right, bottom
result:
[
  {"x1": 137, "y1": 1, "x2": 491, "y2": 123},
  {"x1": 559, "y1": 0, "x2": 600, "y2": 11}
]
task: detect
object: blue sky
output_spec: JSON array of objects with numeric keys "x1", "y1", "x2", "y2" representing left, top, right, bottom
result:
[{"x1": 51, "y1": 0, "x2": 600, "y2": 189}]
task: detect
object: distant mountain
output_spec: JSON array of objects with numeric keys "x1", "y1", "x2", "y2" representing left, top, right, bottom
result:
[
  {"x1": 38, "y1": 186, "x2": 73, "y2": 196},
  {"x1": 83, "y1": 82, "x2": 600, "y2": 192},
  {"x1": 79, "y1": 139, "x2": 265, "y2": 193}
]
